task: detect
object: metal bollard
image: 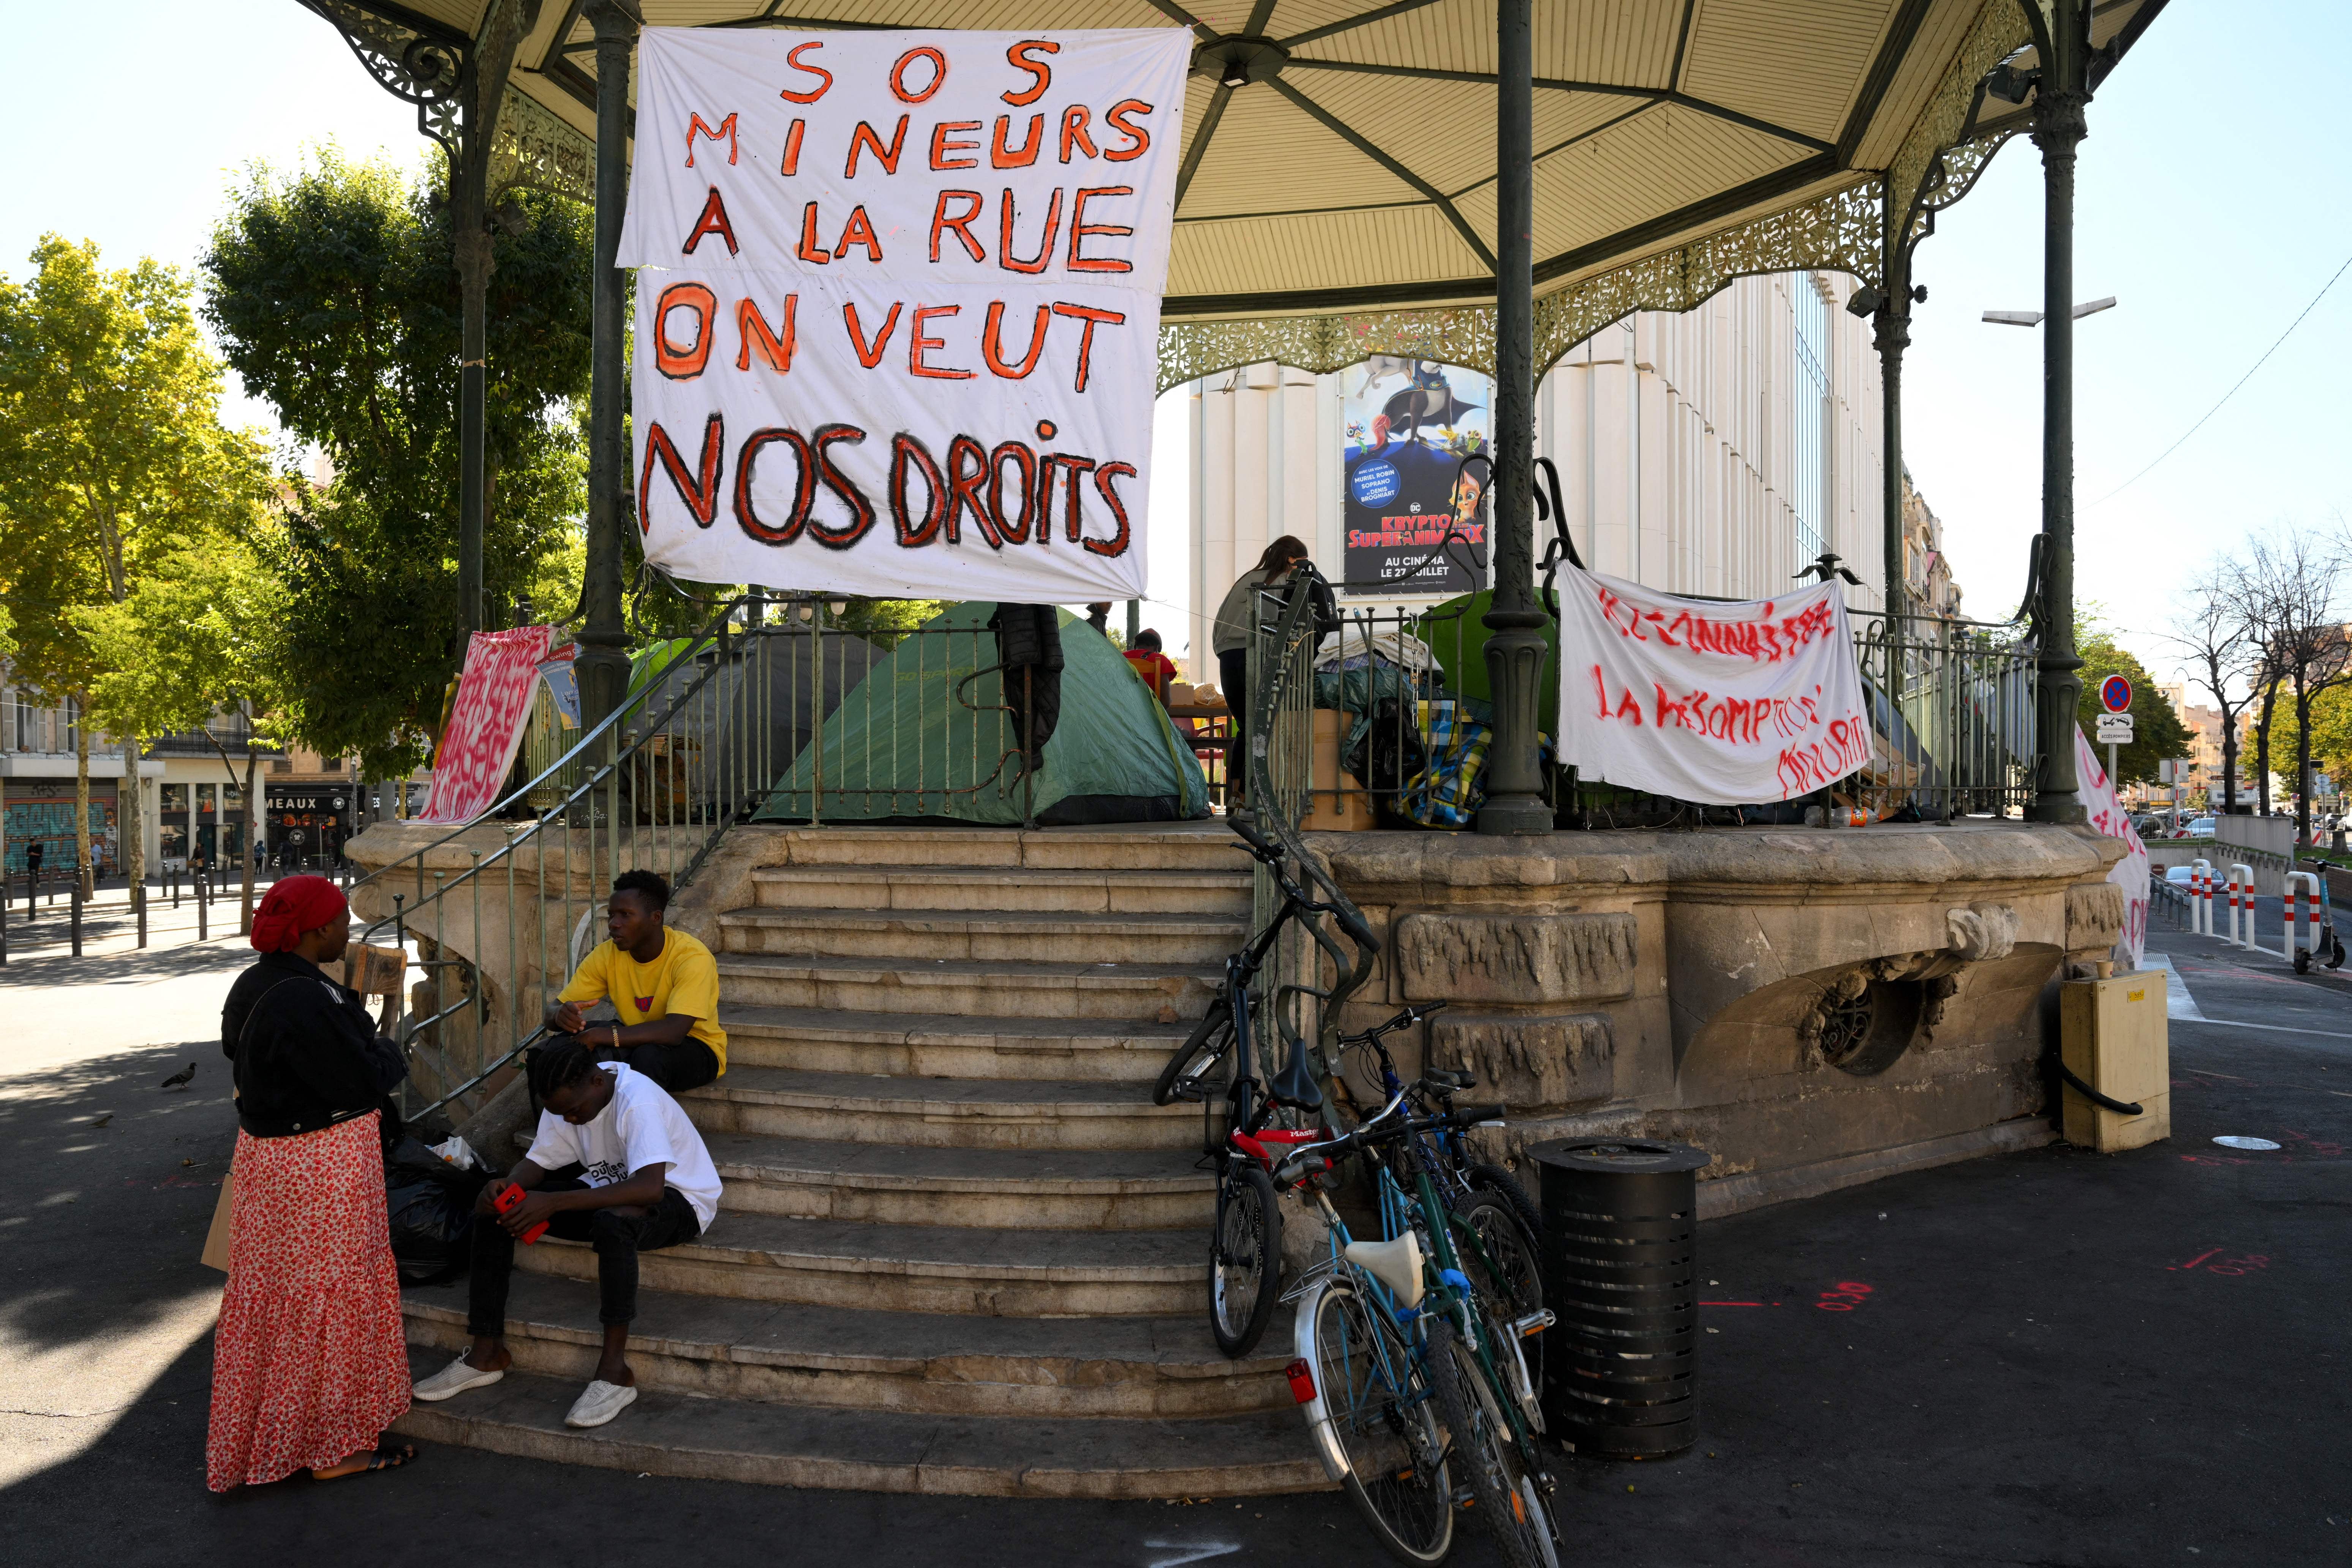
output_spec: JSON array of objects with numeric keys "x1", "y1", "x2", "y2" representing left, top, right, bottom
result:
[
  {"x1": 2228, "y1": 864, "x2": 2254, "y2": 948},
  {"x1": 70, "y1": 879, "x2": 83, "y2": 958},
  {"x1": 1529, "y1": 1137, "x2": 1710, "y2": 1459},
  {"x1": 2191, "y1": 858, "x2": 2212, "y2": 936}
]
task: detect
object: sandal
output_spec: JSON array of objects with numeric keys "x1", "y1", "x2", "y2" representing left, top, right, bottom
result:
[{"x1": 311, "y1": 1443, "x2": 418, "y2": 1481}]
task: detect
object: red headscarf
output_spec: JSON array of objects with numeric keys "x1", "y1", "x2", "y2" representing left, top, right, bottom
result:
[{"x1": 249, "y1": 874, "x2": 349, "y2": 954}]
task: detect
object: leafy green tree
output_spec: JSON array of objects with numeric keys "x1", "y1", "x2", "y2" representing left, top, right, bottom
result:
[
  {"x1": 2074, "y1": 612, "x2": 2192, "y2": 788},
  {"x1": 0, "y1": 236, "x2": 255, "y2": 903},
  {"x1": 203, "y1": 149, "x2": 591, "y2": 776},
  {"x1": 77, "y1": 536, "x2": 289, "y2": 931}
]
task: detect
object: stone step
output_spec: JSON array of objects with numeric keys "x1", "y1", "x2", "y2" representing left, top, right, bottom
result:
[
  {"x1": 750, "y1": 863, "x2": 1251, "y2": 917},
  {"x1": 755, "y1": 825, "x2": 1249, "y2": 874},
  {"x1": 719, "y1": 1004, "x2": 1189, "y2": 1082},
  {"x1": 697, "y1": 1131, "x2": 1213, "y2": 1228},
  {"x1": 512, "y1": 1210, "x2": 1209, "y2": 1317},
  {"x1": 683, "y1": 1066, "x2": 1206, "y2": 1152},
  {"x1": 392, "y1": 1351, "x2": 1328, "y2": 1498},
  {"x1": 718, "y1": 906, "x2": 1247, "y2": 966},
  {"x1": 715, "y1": 953, "x2": 1219, "y2": 1021},
  {"x1": 404, "y1": 1273, "x2": 1284, "y2": 1419}
]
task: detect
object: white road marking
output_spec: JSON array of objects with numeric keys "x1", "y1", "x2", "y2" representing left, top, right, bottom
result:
[
  {"x1": 2145, "y1": 953, "x2": 2205, "y2": 1021},
  {"x1": 1144, "y1": 1544, "x2": 1242, "y2": 1568}
]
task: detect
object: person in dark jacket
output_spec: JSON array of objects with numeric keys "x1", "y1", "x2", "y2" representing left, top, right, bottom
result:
[
  {"x1": 987, "y1": 603, "x2": 1065, "y2": 771},
  {"x1": 207, "y1": 874, "x2": 416, "y2": 1491}
]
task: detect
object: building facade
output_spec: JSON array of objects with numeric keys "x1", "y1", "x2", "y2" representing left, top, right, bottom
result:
[
  {"x1": 1185, "y1": 270, "x2": 1889, "y2": 681},
  {"x1": 1902, "y1": 471, "x2": 1966, "y2": 619}
]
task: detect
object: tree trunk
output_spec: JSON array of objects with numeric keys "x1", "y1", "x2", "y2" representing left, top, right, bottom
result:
[
  {"x1": 2295, "y1": 677, "x2": 2315, "y2": 844},
  {"x1": 74, "y1": 707, "x2": 93, "y2": 899},
  {"x1": 2221, "y1": 719, "x2": 2240, "y2": 815},
  {"x1": 239, "y1": 748, "x2": 259, "y2": 936},
  {"x1": 119, "y1": 735, "x2": 145, "y2": 935},
  {"x1": 2255, "y1": 678, "x2": 2279, "y2": 817}
]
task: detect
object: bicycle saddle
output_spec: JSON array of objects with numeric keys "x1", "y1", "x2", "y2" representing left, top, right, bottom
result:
[
  {"x1": 1343, "y1": 1233, "x2": 1424, "y2": 1309},
  {"x1": 1270, "y1": 1037, "x2": 1325, "y2": 1111}
]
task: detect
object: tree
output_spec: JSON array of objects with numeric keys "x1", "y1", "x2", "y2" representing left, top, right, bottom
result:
[
  {"x1": 2074, "y1": 612, "x2": 2191, "y2": 788},
  {"x1": 203, "y1": 149, "x2": 591, "y2": 777},
  {"x1": 2268, "y1": 683, "x2": 2352, "y2": 800},
  {"x1": 0, "y1": 236, "x2": 252, "y2": 911},
  {"x1": 2165, "y1": 564, "x2": 2262, "y2": 815},
  {"x1": 77, "y1": 535, "x2": 289, "y2": 933},
  {"x1": 2234, "y1": 529, "x2": 2350, "y2": 836}
]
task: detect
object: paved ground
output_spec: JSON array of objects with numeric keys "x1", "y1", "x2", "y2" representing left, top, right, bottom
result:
[{"x1": 2, "y1": 920, "x2": 2346, "y2": 1566}]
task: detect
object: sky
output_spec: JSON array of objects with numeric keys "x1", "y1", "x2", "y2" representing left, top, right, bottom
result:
[{"x1": 4, "y1": 0, "x2": 2343, "y2": 689}]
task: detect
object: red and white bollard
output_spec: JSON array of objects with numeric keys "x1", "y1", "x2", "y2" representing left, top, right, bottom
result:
[
  {"x1": 2226, "y1": 863, "x2": 2254, "y2": 948},
  {"x1": 2191, "y1": 858, "x2": 2213, "y2": 936},
  {"x1": 2286, "y1": 871, "x2": 2320, "y2": 961}
]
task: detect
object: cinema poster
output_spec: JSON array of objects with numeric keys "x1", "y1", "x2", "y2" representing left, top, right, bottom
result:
[{"x1": 1340, "y1": 358, "x2": 1491, "y2": 597}]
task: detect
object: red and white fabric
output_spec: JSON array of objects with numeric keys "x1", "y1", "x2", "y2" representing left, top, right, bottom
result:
[
  {"x1": 1554, "y1": 566, "x2": 1870, "y2": 805},
  {"x1": 419, "y1": 626, "x2": 555, "y2": 824},
  {"x1": 2074, "y1": 726, "x2": 2151, "y2": 970},
  {"x1": 205, "y1": 1111, "x2": 410, "y2": 1491}
]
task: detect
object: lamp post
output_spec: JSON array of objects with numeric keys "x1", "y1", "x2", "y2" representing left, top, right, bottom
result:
[{"x1": 1475, "y1": 0, "x2": 1552, "y2": 836}]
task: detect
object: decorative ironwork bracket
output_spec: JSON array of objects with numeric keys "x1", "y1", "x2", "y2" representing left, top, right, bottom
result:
[
  {"x1": 294, "y1": 0, "x2": 470, "y2": 157},
  {"x1": 489, "y1": 89, "x2": 596, "y2": 206}
]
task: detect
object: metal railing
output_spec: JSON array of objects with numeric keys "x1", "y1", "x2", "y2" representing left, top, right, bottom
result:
[
  {"x1": 1849, "y1": 612, "x2": 2039, "y2": 819},
  {"x1": 354, "y1": 591, "x2": 865, "y2": 1122}
]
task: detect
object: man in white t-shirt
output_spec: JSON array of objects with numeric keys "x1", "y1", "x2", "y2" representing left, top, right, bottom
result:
[{"x1": 410, "y1": 1040, "x2": 723, "y2": 1429}]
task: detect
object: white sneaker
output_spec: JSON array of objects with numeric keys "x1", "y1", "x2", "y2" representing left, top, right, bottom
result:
[
  {"x1": 564, "y1": 1379, "x2": 638, "y2": 1428},
  {"x1": 412, "y1": 1354, "x2": 504, "y2": 1402}
]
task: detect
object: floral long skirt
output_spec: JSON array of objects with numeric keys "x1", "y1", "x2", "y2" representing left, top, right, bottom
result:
[{"x1": 206, "y1": 1111, "x2": 411, "y2": 1491}]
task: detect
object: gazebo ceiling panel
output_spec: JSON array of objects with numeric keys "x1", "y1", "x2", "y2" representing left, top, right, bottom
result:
[
  {"x1": 1168, "y1": 206, "x2": 1485, "y2": 298},
  {"x1": 355, "y1": 0, "x2": 2168, "y2": 316},
  {"x1": 1177, "y1": 80, "x2": 1429, "y2": 218},
  {"x1": 1678, "y1": 0, "x2": 1894, "y2": 142}
]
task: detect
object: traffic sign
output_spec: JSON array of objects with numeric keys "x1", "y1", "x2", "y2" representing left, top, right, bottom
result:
[
  {"x1": 2096, "y1": 712, "x2": 2134, "y2": 745},
  {"x1": 2100, "y1": 675, "x2": 2132, "y2": 713}
]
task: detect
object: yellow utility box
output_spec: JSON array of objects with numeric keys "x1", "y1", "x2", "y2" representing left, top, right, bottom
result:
[{"x1": 2058, "y1": 971, "x2": 2170, "y2": 1151}]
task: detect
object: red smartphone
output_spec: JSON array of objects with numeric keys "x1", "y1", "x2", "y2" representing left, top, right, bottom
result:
[{"x1": 492, "y1": 1182, "x2": 549, "y2": 1244}]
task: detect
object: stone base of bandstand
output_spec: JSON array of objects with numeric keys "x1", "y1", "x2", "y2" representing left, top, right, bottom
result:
[{"x1": 1307, "y1": 820, "x2": 2128, "y2": 1216}]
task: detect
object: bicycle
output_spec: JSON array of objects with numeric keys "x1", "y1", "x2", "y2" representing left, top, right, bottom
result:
[
  {"x1": 1155, "y1": 811, "x2": 1360, "y2": 1356},
  {"x1": 1276, "y1": 1091, "x2": 1559, "y2": 1568}
]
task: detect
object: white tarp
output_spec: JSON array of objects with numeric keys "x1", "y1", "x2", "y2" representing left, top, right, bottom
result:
[
  {"x1": 2075, "y1": 726, "x2": 2151, "y2": 970},
  {"x1": 617, "y1": 27, "x2": 1187, "y2": 603},
  {"x1": 1554, "y1": 566, "x2": 1871, "y2": 805}
]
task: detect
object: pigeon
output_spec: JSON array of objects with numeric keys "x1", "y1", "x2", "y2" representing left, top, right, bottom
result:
[
  {"x1": 89, "y1": 1113, "x2": 113, "y2": 1128},
  {"x1": 160, "y1": 1063, "x2": 196, "y2": 1090}
]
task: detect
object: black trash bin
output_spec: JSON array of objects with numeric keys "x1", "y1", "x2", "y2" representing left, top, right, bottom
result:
[{"x1": 1528, "y1": 1137, "x2": 1709, "y2": 1458}]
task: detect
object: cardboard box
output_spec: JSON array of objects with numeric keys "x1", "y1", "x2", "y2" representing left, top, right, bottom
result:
[
  {"x1": 1301, "y1": 710, "x2": 1375, "y2": 831},
  {"x1": 342, "y1": 941, "x2": 408, "y2": 997},
  {"x1": 2058, "y1": 971, "x2": 2170, "y2": 1151}
]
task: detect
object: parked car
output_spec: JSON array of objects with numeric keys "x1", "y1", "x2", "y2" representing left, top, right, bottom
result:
[{"x1": 2165, "y1": 864, "x2": 2195, "y2": 886}]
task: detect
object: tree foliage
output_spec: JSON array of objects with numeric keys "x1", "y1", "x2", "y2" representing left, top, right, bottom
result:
[{"x1": 202, "y1": 148, "x2": 592, "y2": 775}]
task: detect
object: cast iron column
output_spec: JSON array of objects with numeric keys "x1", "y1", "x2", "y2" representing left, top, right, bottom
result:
[
  {"x1": 455, "y1": 155, "x2": 490, "y2": 639},
  {"x1": 1476, "y1": 0, "x2": 1552, "y2": 836},
  {"x1": 2028, "y1": 4, "x2": 2089, "y2": 824},
  {"x1": 1875, "y1": 255, "x2": 1910, "y2": 621},
  {"x1": 576, "y1": 0, "x2": 639, "y2": 732}
]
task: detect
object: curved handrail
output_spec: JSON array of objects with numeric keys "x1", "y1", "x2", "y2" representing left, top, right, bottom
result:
[{"x1": 1237, "y1": 560, "x2": 1381, "y2": 1110}]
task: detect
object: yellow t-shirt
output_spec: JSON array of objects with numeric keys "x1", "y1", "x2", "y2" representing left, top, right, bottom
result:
[{"x1": 559, "y1": 928, "x2": 727, "y2": 1073}]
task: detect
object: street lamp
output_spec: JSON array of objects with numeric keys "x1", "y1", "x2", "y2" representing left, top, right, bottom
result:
[{"x1": 1983, "y1": 296, "x2": 2116, "y2": 326}]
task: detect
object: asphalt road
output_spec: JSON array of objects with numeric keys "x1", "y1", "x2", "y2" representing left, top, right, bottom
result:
[{"x1": 2, "y1": 923, "x2": 2346, "y2": 1566}]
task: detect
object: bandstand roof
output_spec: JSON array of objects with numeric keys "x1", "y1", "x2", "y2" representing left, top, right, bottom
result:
[{"x1": 304, "y1": 0, "x2": 2166, "y2": 374}]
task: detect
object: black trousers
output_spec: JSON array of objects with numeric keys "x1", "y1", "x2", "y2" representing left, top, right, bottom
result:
[
  {"x1": 1219, "y1": 648, "x2": 1250, "y2": 798},
  {"x1": 467, "y1": 1176, "x2": 701, "y2": 1332},
  {"x1": 553, "y1": 1035, "x2": 720, "y2": 1095}
]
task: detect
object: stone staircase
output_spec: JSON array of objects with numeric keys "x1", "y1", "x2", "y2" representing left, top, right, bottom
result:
[{"x1": 395, "y1": 825, "x2": 1328, "y2": 1497}]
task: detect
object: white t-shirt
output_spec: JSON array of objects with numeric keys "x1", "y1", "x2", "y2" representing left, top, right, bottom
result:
[{"x1": 523, "y1": 1061, "x2": 723, "y2": 1231}]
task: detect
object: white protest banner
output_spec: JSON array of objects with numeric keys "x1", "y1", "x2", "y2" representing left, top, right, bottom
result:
[
  {"x1": 617, "y1": 27, "x2": 1188, "y2": 603},
  {"x1": 2074, "y1": 726, "x2": 2151, "y2": 970},
  {"x1": 1555, "y1": 566, "x2": 1871, "y2": 805}
]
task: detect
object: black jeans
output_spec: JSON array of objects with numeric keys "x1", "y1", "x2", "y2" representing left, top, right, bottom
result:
[
  {"x1": 467, "y1": 1176, "x2": 702, "y2": 1332},
  {"x1": 1218, "y1": 648, "x2": 1249, "y2": 797},
  {"x1": 556, "y1": 1035, "x2": 720, "y2": 1095}
]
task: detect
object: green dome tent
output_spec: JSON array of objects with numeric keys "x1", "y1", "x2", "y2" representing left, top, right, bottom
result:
[{"x1": 756, "y1": 603, "x2": 1209, "y2": 827}]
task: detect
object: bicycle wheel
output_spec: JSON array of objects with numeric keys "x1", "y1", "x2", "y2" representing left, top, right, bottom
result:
[
  {"x1": 1210, "y1": 1163, "x2": 1280, "y2": 1357},
  {"x1": 1310, "y1": 1282, "x2": 1453, "y2": 1565},
  {"x1": 1155, "y1": 995, "x2": 1234, "y2": 1105},
  {"x1": 1456, "y1": 1192, "x2": 1546, "y2": 1421},
  {"x1": 1426, "y1": 1316, "x2": 1559, "y2": 1568},
  {"x1": 1468, "y1": 1162, "x2": 1542, "y2": 1245}
]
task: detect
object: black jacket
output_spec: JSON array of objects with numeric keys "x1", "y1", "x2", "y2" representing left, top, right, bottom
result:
[{"x1": 221, "y1": 952, "x2": 406, "y2": 1138}]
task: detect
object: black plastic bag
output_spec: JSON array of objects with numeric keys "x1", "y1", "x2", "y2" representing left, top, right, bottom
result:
[
  {"x1": 1347, "y1": 699, "x2": 1428, "y2": 796},
  {"x1": 384, "y1": 1136, "x2": 490, "y2": 1287}
]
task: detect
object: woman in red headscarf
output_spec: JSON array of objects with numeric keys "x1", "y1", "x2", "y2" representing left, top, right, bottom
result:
[{"x1": 207, "y1": 875, "x2": 414, "y2": 1489}]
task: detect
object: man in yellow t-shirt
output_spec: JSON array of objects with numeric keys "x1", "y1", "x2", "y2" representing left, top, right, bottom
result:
[{"x1": 547, "y1": 869, "x2": 727, "y2": 1093}]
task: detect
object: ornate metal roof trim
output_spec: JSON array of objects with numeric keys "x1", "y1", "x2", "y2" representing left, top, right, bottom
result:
[
  {"x1": 490, "y1": 87, "x2": 596, "y2": 204},
  {"x1": 1155, "y1": 177, "x2": 1884, "y2": 393},
  {"x1": 295, "y1": 0, "x2": 469, "y2": 156},
  {"x1": 1886, "y1": 0, "x2": 2034, "y2": 248}
]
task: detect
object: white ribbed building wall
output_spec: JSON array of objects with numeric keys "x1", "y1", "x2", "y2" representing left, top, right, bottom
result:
[{"x1": 1184, "y1": 270, "x2": 1886, "y2": 682}]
